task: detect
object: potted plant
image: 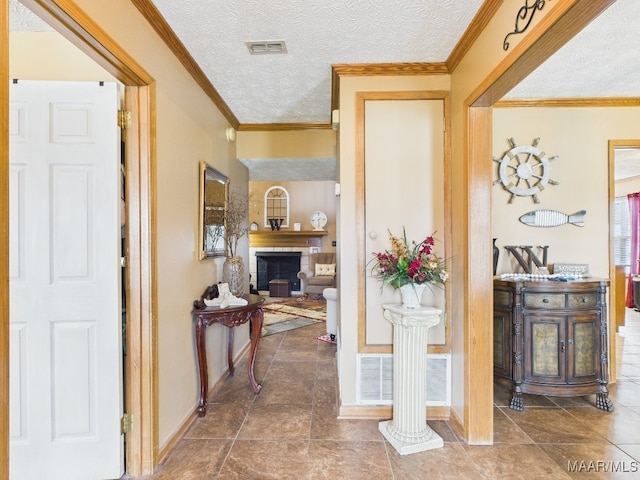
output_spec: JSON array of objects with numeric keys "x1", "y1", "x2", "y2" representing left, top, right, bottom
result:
[{"x1": 370, "y1": 227, "x2": 447, "y2": 308}]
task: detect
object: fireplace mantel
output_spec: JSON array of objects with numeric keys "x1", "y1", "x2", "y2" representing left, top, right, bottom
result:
[{"x1": 249, "y1": 230, "x2": 327, "y2": 248}]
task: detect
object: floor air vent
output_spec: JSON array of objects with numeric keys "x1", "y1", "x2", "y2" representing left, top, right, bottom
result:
[{"x1": 357, "y1": 353, "x2": 451, "y2": 406}]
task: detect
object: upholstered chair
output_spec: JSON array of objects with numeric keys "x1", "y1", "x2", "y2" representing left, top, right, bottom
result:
[{"x1": 297, "y1": 252, "x2": 337, "y2": 295}]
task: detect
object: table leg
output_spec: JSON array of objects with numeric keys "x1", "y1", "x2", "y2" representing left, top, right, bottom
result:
[
  {"x1": 227, "y1": 327, "x2": 235, "y2": 376},
  {"x1": 195, "y1": 317, "x2": 208, "y2": 417},
  {"x1": 247, "y1": 307, "x2": 263, "y2": 394}
]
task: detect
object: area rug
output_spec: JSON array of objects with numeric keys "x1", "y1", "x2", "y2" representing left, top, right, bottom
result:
[{"x1": 261, "y1": 298, "x2": 326, "y2": 336}]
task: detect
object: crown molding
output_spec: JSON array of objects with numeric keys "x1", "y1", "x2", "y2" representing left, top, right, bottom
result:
[
  {"x1": 495, "y1": 97, "x2": 640, "y2": 108},
  {"x1": 130, "y1": 0, "x2": 239, "y2": 129}
]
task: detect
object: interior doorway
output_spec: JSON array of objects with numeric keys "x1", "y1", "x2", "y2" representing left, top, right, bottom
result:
[
  {"x1": 3, "y1": 0, "x2": 158, "y2": 476},
  {"x1": 611, "y1": 141, "x2": 640, "y2": 384}
]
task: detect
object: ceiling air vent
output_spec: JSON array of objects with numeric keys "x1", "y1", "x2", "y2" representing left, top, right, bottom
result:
[{"x1": 246, "y1": 40, "x2": 287, "y2": 55}]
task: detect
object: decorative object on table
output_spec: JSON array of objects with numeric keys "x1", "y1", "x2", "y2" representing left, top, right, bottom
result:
[
  {"x1": 250, "y1": 221, "x2": 259, "y2": 231},
  {"x1": 493, "y1": 137, "x2": 559, "y2": 204},
  {"x1": 504, "y1": 245, "x2": 548, "y2": 274},
  {"x1": 202, "y1": 282, "x2": 248, "y2": 308},
  {"x1": 293, "y1": 222, "x2": 301, "y2": 231},
  {"x1": 493, "y1": 238, "x2": 499, "y2": 275},
  {"x1": 268, "y1": 218, "x2": 283, "y2": 230},
  {"x1": 519, "y1": 209, "x2": 586, "y2": 227},
  {"x1": 310, "y1": 210, "x2": 328, "y2": 231},
  {"x1": 550, "y1": 263, "x2": 589, "y2": 275},
  {"x1": 223, "y1": 189, "x2": 249, "y2": 296},
  {"x1": 370, "y1": 227, "x2": 447, "y2": 309}
]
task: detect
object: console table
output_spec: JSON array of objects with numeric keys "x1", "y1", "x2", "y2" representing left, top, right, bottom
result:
[
  {"x1": 191, "y1": 292, "x2": 265, "y2": 416},
  {"x1": 493, "y1": 278, "x2": 613, "y2": 412}
]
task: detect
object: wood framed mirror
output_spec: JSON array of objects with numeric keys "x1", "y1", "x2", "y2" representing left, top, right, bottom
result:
[{"x1": 198, "y1": 161, "x2": 228, "y2": 259}]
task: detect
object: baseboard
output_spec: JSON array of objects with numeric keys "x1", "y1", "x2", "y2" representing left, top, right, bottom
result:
[
  {"x1": 449, "y1": 407, "x2": 465, "y2": 442},
  {"x1": 156, "y1": 340, "x2": 251, "y2": 465},
  {"x1": 338, "y1": 404, "x2": 450, "y2": 420}
]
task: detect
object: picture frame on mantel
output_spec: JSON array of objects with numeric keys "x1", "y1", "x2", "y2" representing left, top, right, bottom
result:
[{"x1": 198, "y1": 161, "x2": 228, "y2": 259}]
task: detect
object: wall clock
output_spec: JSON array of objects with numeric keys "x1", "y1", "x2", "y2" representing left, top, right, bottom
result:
[
  {"x1": 310, "y1": 211, "x2": 327, "y2": 231},
  {"x1": 493, "y1": 137, "x2": 559, "y2": 203}
]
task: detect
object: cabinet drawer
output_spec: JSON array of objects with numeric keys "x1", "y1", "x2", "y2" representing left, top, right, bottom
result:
[
  {"x1": 524, "y1": 293, "x2": 565, "y2": 309},
  {"x1": 494, "y1": 290, "x2": 511, "y2": 306},
  {"x1": 567, "y1": 293, "x2": 597, "y2": 309}
]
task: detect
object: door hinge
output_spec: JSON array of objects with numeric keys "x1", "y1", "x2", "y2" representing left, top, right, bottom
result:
[
  {"x1": 118, "y1": 110, "x2": 132, "y2": 129},
  {"x1": 121, "y1": 413, "x2": 133, "y2": 434},
  {"x1": 121, "y1": 256, "x2": 127, "y2": 268}
]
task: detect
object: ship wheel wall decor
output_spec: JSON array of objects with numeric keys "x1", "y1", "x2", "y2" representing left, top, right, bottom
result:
[{"x1": 493, "y1": 137, "x2": 559, "y2": 203}]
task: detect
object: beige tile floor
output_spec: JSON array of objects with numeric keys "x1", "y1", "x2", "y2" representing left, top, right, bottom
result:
[{"x1": 136, "y1": 306, "x2": 640, "y2": 479}]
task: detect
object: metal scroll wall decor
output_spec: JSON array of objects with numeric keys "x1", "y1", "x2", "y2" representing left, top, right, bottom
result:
[
  {"x1": 503, "y1": 0, "x2": 551, "y2": 51},
  {"x1": 493, "y1": 137, "x2": 559, "y2": 204}
]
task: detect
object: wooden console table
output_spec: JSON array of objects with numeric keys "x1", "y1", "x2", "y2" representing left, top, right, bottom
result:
[{"x1": 191, "y1": 292, "x2": 265, "y2": 416}]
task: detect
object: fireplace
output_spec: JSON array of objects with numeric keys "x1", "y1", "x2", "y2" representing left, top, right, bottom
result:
[{"x1": 255, "y1": 252, "x2": 301, "y2": 291}]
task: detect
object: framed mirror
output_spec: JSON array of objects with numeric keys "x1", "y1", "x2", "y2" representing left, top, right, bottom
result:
[{"x1": 198, "y1": 161, "x2": 228, "y2": 259}]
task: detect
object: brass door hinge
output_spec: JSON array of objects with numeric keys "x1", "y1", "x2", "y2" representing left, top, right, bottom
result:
[
  {"x1": 121, "y1": 413, "x2": 133, "y2": 434},
  {"x1": 118, "y1": 110, "x2": 132, "y2": 129}
]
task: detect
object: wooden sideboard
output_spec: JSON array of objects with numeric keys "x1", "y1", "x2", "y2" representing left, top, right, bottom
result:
[{"x1": 493, "y1": 278, "x2": 613, "y2": 412}]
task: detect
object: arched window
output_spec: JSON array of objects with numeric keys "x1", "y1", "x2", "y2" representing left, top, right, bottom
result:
[{"x1": 264, "y1": 186, "x2": 289, "y2": 229}]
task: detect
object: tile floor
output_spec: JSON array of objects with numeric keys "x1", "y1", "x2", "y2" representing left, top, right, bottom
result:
[{"x1": 138, "y1": 307, "x2": 640, "y2": 479}]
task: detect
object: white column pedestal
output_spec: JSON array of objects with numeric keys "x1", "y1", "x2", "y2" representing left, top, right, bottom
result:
[{"x1": 378, "y1": 304, "x2": 443, "y2": 455}]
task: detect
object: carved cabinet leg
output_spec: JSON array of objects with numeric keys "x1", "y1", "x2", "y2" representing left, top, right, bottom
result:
[
  {"x1": 596, "y1": 392, "x2": 614, "y2": 412},
  {"x1": 509, "y1": 391, "x2": 524, "y2": 412}
]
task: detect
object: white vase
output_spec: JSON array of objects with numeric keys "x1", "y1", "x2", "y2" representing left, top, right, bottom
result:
[
  {"x1": 399, "y1": 283, "x2": 426, "y2": 309},
  {"x1": 223, "y1": 256, "x2": 245, "y2": 296}
]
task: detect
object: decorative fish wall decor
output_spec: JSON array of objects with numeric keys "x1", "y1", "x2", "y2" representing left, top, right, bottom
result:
[{"x1": 519, "y1": 209, "x2": 586, "y2": 228}]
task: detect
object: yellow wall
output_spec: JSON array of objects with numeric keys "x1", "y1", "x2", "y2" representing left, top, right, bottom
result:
[
  {"x1": 493, "y1": 107, "x2": 640, "y2": 278},
  {"x1": 10, "y1": 31, "x2": 116, "y2": 82},
  {"x1": 10, "y1": 0, "x2": 248, "y2": 449},
  {"x1": 237, "y1": 129, "x2": 336, "y2": 158}
]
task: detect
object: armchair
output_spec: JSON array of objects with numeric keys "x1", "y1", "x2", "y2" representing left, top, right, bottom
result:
[{"x1": 297, "y1": 252, "x2": 337, "y2": 295}]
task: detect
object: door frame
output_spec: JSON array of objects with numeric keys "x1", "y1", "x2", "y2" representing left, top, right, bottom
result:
[
  {"x1": 461, "y1": 0, "x2": 616, "y2": 443},
  {"x1": 2, "y1": 0, "x2": 157, "y2": 475},
  {"x1": 608, "y1": 138, "x2": 640, "y2": 386}
]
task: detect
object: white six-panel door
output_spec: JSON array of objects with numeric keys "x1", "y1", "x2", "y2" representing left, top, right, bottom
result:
[{"x1": 9, "y1": 80, "x2": 123, "y2": 480}]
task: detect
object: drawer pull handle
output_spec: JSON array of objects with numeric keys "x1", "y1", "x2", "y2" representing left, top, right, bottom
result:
[
  {"x1": 582, "y1": 297, "x2": 587, "y2": 303},
  {"x1": 542, "y1": 298, "x2": 549, "y2": 303}
]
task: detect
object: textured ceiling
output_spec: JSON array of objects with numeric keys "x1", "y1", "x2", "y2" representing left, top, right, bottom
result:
[
  {"x1": 148, "y1": 0, "x2": 485, "y2": 125},
  {"x1": 505, "y1": 0, "x2": 640, "y2": 101},
  {"x1": 9, "y1": 0, "x2": 640, "y2": 180}
]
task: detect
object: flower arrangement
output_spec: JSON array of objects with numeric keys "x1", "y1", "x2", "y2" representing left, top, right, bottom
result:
[{"x1": 371, "y1": 228, "x2": 448, "y2": 289}]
